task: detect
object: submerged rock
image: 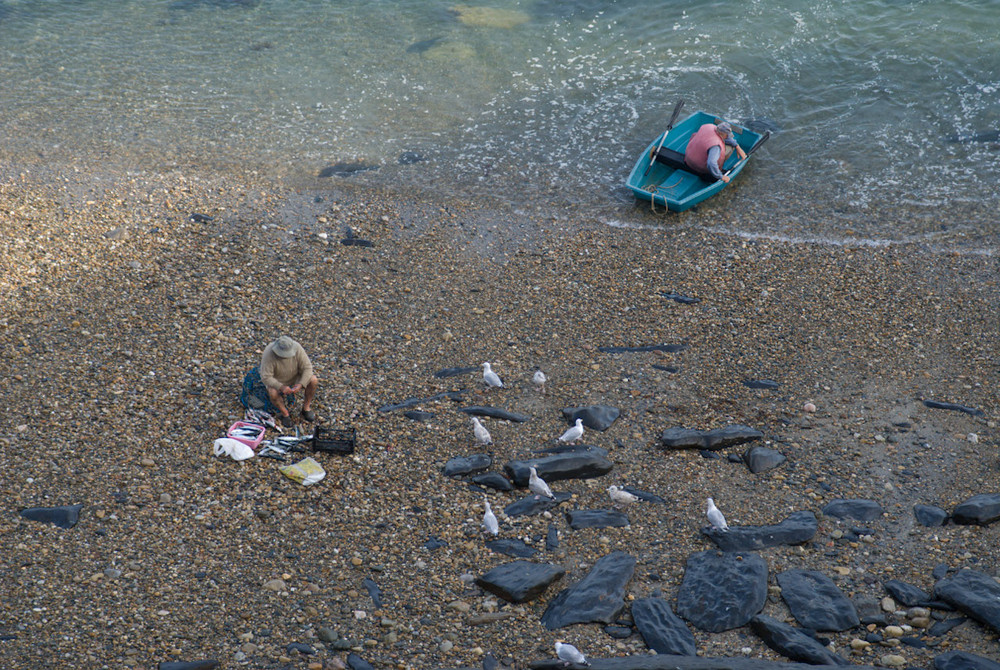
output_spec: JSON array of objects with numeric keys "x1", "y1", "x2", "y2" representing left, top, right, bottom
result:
[
  {"x1": 631, "y1": 597, "x2": 697, "y2": 656},
  {"x1": 476, "y1": 560, "x2": 565, "y2": 603},
  {"x1": 701, "y1": 511, "x2": 817, "y2": 551},
  {"x1": 776, "y1": 570, "x2": 860, "y2": 631},
  {"x1": 541, "y1": 551, "x2": 635, "y2": 629},
  {"x1": 318, "y1": 162, "x2": 379, "y2": 178},
  {"x1": 676, "y1": 551, "x2": 768, "y2": 632}
]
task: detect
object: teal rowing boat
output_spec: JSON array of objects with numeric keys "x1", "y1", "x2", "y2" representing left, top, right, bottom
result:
[{"x1": 626, "y1": 104, "x2": 768, "y2": 213}]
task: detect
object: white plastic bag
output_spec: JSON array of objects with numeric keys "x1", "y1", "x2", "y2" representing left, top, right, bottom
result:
[
  {"x1": 279, "y1": 457, "x2": 326, "y2": 485},
  {"x1": 213, "y1": 437, "x2": 255, "y2": 461}
]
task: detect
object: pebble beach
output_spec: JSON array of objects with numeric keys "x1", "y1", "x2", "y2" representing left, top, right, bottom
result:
[{"x1": 1, "y1": 157, "x2": 998, "y2": 670}]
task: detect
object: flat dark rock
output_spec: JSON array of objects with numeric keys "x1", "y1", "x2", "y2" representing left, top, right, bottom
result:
[
  {"x1": 347, "y1": 653, "x2": 375, "y2": 670},
  {"x1": 623, "y1": 487, "x2": 667, "y2": 504},
  {"x1": 527, "y1": 657, "x2": 880, "y2": 670},
  {"x1": 914, "y1": 504, "x2": 949, "y2": 527},
  {"x1": 403, "y1": 410, "x2": 435, "y2": 422},
  {"x1": 934, "y1": 569, "x2": 1000, "y2": 634},
  {"x1": 286, "y1": 642, "x2": 315, "y2": 654},
  {"x1": 433, "y1": 365, "x2": 478, "y2": 378},
  {"x1": 159, "y1": 662, "x2": 219, "y2": 670},
  {"x1": 598, "y1": 344, "x2": 686, "y2": 354},
  {"x1": 378, "y1": 391, "x2": 464, "y2": 412},
  {"x1": 701, "y1": 511, "x2": 817, "y2": 551},
  {"x1": 340, "y1": 236, "x2": 373, "y2": 247},
  {"x1": 776, "y1": 570, "x2": 860, "y2": 631},
  {"x1": 933, "y1": 651, "x2": 1000, "y2": 670},
  {"x1": 562, "y1": 405, "x2": 620, "y2": 431},
  {"x1": 20, "y1": 504, "x2": 83, "y2": 529},
  {"x1": 676, "y1": 551, "x2": 768, "y2": 632},
  {"x1": 188, "y1": 212, "x2": 213, "y2": 223},
  {"x1": 362, "y1": 577, "x2": 382, "y2": 607},
  {"x1": 505, "y1": 449, "x2": 614, "y2": 487},
  {"x1": 884, "y1": 579, "x2": 932, "y2": 608},
  {"x1": 397, "y1": 150, "x2": 426, "y2": 164},
  {"x1": 541, "y1": 551, "x2": 635, "y2": 629},
  {"x1": 926, "y1": 617, "x2": 966, "y2": 637},
  {"x1": 536, "y1": 443, "x2": 608, "y2": 456},
  {"x1": 660, "y1": 291, "x2": 701, "y2": 304},
  {"x1": 951, "y1": 493, "x2": 1000, "y2": 525},
  {"x1": 659, "y1": 425, "x2": 763, "y2": 451},
  {"x1": 460, "y1": 406, "x2": 531, "y2": 423},
  {"x1": 922, "y1": 399, "x2": 985, "y2": 417},
  {"x1": 504, "y1": 492, "x2": 573, "y2": 518},
  {"x1": 750, "y1": 614, "x2": 849, "y2": 665},
  {"x1": 546, "y1": 523, "x2": 559, "y2": 550},
  {"x1": 442, "y1": 454, "x2": 492, "y2": 477},
  {"x1": 742, "y1": 446, "x2": 786, "y2": 473},
  {"x1": 821, "y1": 499, "x2": 883, "y2": 522},
  {"x1": 565, "y1": 509, "x2": 630, "y2": 530},
  {"x1": 424, "y1": 536, "x2": 448, "y2": 551},
  {"x1": 742, "y1": 379, "x2": 779, "y2": 390},
  {"x1": 468, "y1": 472, "x2": 513, "y2": 491},
  {"x1": 631, "y1": 597, "x2": 697, "y2": 656},
  {"x1": 476, "y1": 560, "x2": 565, "y2": 603},
  {"x1": 651, "y1": 364, "x2": 679, "y2": 373},
  {"x1": 485, "y1": 538, "x2": 538, "y2": 558},
  {"x1": 318, "y1": 162, "x2": 379, "y2": 178}
]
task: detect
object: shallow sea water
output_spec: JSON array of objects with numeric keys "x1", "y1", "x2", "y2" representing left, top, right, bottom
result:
[{"x1": 0, "y1": 0, "x2": 997, "y2": 250}]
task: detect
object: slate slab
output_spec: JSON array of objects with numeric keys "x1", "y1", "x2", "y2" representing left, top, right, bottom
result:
[
  {"x1": 934, "y1": 569, "x2": 1000, "y2": 634},
  {"x1": 541, "y1": 551, "x2": 635, "y2": 629},
  {"x1": 742, "y1": 446, "x2": 786, "y2": 474},
  {"x1": 504, "y1": 492, "x2": 573, "y2": 518},
  {"x1": 631, "y1": 597, "x2": 697, "y2": 656},
  {"x1": 566, "y1": 509, "x2": 630, "y2": 530},
  {"x1": 19, "y1": 504, "x2": 83, "y2": 529},
  {"x1": 562, "y1": 405, "x2": 620, "y2": 431},
  {"x1": 526, "y1": 654, "x2": 878, "y2": 670},
  {"x1": 750, "y1": 614, "x2": 849, "y2": 665},
  {"x1": 476, "y1": 560, "x2": 566, "y2": 603},
  {"x1": 933, "y1": 651, "x2": 1000, "y2": 670},
  {"x1": 659, "y1": 425, "x2": 763, "y2": 451},
  {"x1": 460, "y1": 406, "x2": 531, "y2": 423},
  {"x1": 821, "y1": 499, "x2": 883, "y2": 522},
  {"x1": 159, "y1": 662, "x2": 219, "y2": 670},
  {"x1": 914, "y1": 504, "x2": 949, "y2": 527},
  {"x1": 776, "y1": 570, "x2": 860, "y2": 631},
  {"x1": 485, "y1": 539, "x2": 538, "y2": 558},
  {"x1": 442, "y1": 454, "x2": 492, "y2": 477},
  {"x1": 468, "y1": 472, "x2": 513, "y2": 491},
  {"x1": 951, "y1": 493, "x2": 1000, "y2": 525},
  {"x1": 701, "y1": 511, "x2": 817, "y2": 551},
  {"x1": 676, "y1": 551, "x2": 768, "y2": 632},
  {"x1": 505, "y1": 449, "x2": 614, "y2": 486}
]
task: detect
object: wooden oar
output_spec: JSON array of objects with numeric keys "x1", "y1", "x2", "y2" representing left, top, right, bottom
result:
[
  {"x1": 723, "y1": 130, "x2": 770, "y2": 178},
  {"x1": 643, "y1": 99, "x2": 685, "y2": 177}
]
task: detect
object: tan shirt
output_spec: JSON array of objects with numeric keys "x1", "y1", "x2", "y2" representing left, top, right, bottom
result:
[{"x1": 260, "y1": 340, "x2": 314, "y2": 390}]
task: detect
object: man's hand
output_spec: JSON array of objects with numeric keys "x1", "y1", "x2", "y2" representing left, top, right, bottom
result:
[
  {"x1": 290, "y1": 383, "x2": 303, "y2": 393},
  {"x1": 280, "y1": 385, "x2": 294, "y2": 395},
  {"x1": 721, "y1": 175, "x2": 730, "y2": 184}
]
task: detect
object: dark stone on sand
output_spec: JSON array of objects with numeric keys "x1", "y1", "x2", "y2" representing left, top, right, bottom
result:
[
  {"x1": 378, "y1": 391, "x2": 464, "y2": 412},
  {"x1": 562, "y1": 405, "x2": 620, "y2": 431},
  {"x1": 701, "y1": 511, "x2": 817, "y2": 551},
  {"x1": 854, "y1": 596, "x2": 887, "y2": 627},
  {"x1": 398, "y1": 151, "x2": 426, "y2": 164},
  {"x1": 362, "y1": 577, "x2": 382, "y2": 607},
  {"x1": 776, "y1": 570, "x2": 860, "y2": 631},
  {"x1": 468, "y1": 472, "x2": 513, "y2": 491},
  {"x1": 424, "y1": 536, "x2": 448, "y2": 550},
  {"x1": 676, "y1": 551, "x2": 768, "y2": 632},
  {"x1": 742, "y1": 446, "x2": 786, "y2": 473},
  {"x1": 104, "y1": 225, "x2": 128, "y2": 240},
  {"x1": 651, "y1": 364, "x2": 679, "y2": 373},
  {"x1": 926, "y1": 617, "x2": 967, "y2": 637},
  {"x1": 660, "y1": 291, "x2": 701, "y2": 304},
  {"x1": 951, "y1": 493, "x2": 1000, "y2": 525},
  {"x1": 159, "y1": 662, "x2": 219, "y2": 670},
  {"x1": 406, "y1": 36, "x2": 444, "y2": 53},
  {"x1": 546, "y1": 523, "x2": 559, "y2": 550},
  {"x1": 340, "y1": 235, "x2": 374, "y2": 247},
  {"x1": 934, "y1": 569, "x2": 1000, "y2": 634},
  {"x1": 598, "y1": 343, "x2": 686, "y2": 354},
  {"x1": 403, "y1": 410, "x2": 434, "y2": 422},
  {"x1": 541, "y1": 551, "x2": 635, "y2": 629},
  {"x1": 286, "y1": 642, "x2": 315, "y2": 654},
  {"x1": 433, "y1": 365, "x2": 478, "y2": 378},
  {"x1": 460, "y1": 406, "x2": 531, "y2": 423},
  {"x1": 922, "y1": 399, "x2": 985, "y2": 416},
  {"x1": 486, "y1": 538, "x2": 538, "y2": 558},
  {"x1": 743, "y1": 379, "x2": 780, "y2": 390},
  {"x1": 188, "y1": 212, "x2": 213, "y2": 223},
  {"x1": 604, "y1": 624, "x2": 634, "y2": 639},
  {"x1": 821, "y1": 499, "x2": 883, "y2": 522},
  {"x1": 566, "y1": 509, "x2": 629, "y2": 530},
  {"x1": 476, "y1": 560, "x2": 565, "y2": 603},
  {"x1": 347, "y1": 653, "x2": 375, "y2": 670},
  {"x1": 442, "y1": 454, "x2": 492, "y2": 477},
  {"x1": 884, "y1": 580, "x2": 933, "y2": 608},
  {"x1": 536, "y1": 443, "x2": 608, "y2": 456},
  {"x1": 631, "y1": 597, "x2": 697, "y2": 656},
  {"x1": 659, "y1": 425, "x2": 764, "y2": 451},
  {"x1": 934, "y1": 651, "x2": 1000, "y2": 670},
  {"x1": 528, "y1": 657, "x2": 879, "y2": 670},
  {"x1": 318, "y1": 162, "x2": 379, "y2": 178},
  {"x1": 914, "y1": 504, "x2": 949, "y2": 527},
  {"x1": 750, "y1": 614, "x2": 849, "y2": 666},
  {"x1": 623, "y1": 487, "x2": 666, "y2": 504},
  {"x1": 20, "y1": 504, "x2": 83, "y2": 529},
  {"x1": 743, "y1": 117, "x2": 782, "y2": 134},
  {"x1": 505, "y1": 449, "x2": 614, "y2": 487},
  {"x1": 504, "y1": 492, "x2": 572, "y2": 518}
]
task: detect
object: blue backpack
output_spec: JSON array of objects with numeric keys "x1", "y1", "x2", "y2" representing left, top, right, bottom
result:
[{"x1": 240, "y1": 367, "x2": 295, "y2": 414}]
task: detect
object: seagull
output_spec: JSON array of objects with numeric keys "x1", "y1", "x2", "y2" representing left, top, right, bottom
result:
[
  {"x1": 555, "y1": 641, "x2": 589, "y2": 667},
  {"x1": 528, "y1": 466, "x2": 555, "y2": 500},
  {"x1": 559, "y1": 418, "x2": 584, "y2": 443},
  {"x1": 482, "y1": 362, "x2": 503, "y2": 389},
  {"x1": 608, "y1": 485, "x2": 639, "y2": 506},
  {"x1": 532, "y1": 368, "x2": 547, "y2": 394},
  {"x1": 471, "y1": 417, "x2": 492, "y2": 445},
  {"x1": 706, "y1": 497, "x2": 729, "y2": 531},
  {"x1": 482, "y1": 497, "x2": 499, "y2": 536}
]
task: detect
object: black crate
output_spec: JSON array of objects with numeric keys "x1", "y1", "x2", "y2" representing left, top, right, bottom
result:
[{"x1": 312, "y1": 426, "x2": 356, "y2": 455}]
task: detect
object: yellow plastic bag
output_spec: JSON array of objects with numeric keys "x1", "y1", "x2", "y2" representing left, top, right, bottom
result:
[{"x1": 279, "y1": 457, "x2": 326, "y2": 486}]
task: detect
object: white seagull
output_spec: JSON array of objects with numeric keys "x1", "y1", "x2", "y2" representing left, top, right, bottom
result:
[
  {"x1": 471, "y1": 417, "x2": 492, "y2": 445},
  {"x1": 528, "y1": 466, "x2": 555, "y2": 500},
  {"x1": 608, "y1": 485, "x2": 639, "y2": 505},
  {"x1": 532, "y1": 368, "x2": 547, "y2": 394},
  {"x1": 482, "y1": 362, "x2": 503, "y2": 389},
  {"x1": 555, "y1": 641, "x2": 589, "y2": 667},
  {"x1": 706, "y1": 497, "x2": 729, "y2": 531},
  {"x1": 482, "y1": 498, "x2": 499, "y2": 536},
  {"x1": 559, "y1": 418, "x2": 584, "y2": 443}
]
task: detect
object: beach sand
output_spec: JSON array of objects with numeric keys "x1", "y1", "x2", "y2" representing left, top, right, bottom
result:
[{"x1": 1, "y1": 160, "x2": 997, "y2": 669}]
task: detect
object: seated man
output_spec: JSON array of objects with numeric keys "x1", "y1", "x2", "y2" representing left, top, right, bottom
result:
[
  {"x1": 260, "y1": 336, "x2": 319, "y2": 427},
  {"x1": 683, "y1": 121, "x2": 747, "y2": 183}
]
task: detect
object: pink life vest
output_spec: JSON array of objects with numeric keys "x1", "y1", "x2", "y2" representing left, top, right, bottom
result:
[{"x1": 684, "y1": 124, "x2": 726, "y2": 174}]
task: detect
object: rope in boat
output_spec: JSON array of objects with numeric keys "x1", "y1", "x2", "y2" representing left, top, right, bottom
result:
[{"x1": 644, "y1": 174, "x2": 685, "y2": 214}]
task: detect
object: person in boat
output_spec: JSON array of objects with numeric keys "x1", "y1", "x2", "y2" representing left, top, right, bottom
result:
[
  {"x1": 683, "y1": 121, "x2": 747, "y2": 183},
  {"x1": 260, "y1": 335, "x2": 320, "y2": 427}
]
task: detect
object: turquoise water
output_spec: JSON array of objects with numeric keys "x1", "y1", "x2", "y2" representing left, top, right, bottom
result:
[{"x1": 1, "y1": 0, "x2": 998, "y2": 248}]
